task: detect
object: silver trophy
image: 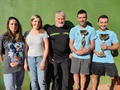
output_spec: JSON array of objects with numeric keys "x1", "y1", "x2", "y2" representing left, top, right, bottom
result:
[
  {"x1": 99, "y1": 34, "x2": 109, "y2": 56},
  {"x1": 79, "y1": 30, "x2": 87, "y2": 49}
]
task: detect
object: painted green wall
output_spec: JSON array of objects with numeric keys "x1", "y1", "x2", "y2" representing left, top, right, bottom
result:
[{"x1": 0, "y1": 0, "x2": 120, "y2": 89}]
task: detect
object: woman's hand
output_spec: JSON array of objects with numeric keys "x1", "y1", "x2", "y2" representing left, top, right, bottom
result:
[
  {"x1": 0, "y1": 54, "x2": 3, "y2": 62},
  {"x1": 40, "y1": 61, "x2": 46, "y2": 70},
  {"x1": 24, "y1": 62, "x2": 29, "y2": 71}
]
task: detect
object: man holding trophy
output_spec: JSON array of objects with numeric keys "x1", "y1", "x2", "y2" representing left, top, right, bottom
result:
[
  {"x1": 92, "y1": 15, "x2": 120, "y2": 90},
  {"x1": 69, "y1": 10, "x2": 95, "y2": 90}
]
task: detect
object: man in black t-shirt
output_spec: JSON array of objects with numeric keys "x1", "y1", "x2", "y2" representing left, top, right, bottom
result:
[{"x1": 47, "y1": 10, "x2": 70, "y2": 90}]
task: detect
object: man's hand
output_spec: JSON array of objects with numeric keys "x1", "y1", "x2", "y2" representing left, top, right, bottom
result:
[
  {"x1": 75, "y1": 48, "x2": 89, "y2": 55},
  {"x1": 69, "y1": 53, "x2": 72, "y2": 59},
  {"x1": 48, "y1": 56, "x2": 54, "y2": 64},
  {"x1": 101, "y1": 43, "x2": 107, "y2": 50},
  {"x1": 94, "y1": 50, "x2": 104, "y2": 57}
]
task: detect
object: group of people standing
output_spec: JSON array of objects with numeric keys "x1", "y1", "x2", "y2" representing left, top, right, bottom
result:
[{"x1": 0, "y1": 9, "x2": 119, "y2": 90}]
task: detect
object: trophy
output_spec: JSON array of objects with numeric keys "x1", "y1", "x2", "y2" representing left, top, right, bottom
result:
[
  {"x1": 99, "y1": 34, "x2": 109, "y2": 56},
  {"x1": 79, "y1": 30, "x2": 87, "y2": 49}
]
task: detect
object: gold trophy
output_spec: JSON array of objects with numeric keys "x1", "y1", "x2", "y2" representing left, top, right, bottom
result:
[
  {"x1": 79, "y1": 30, "x2": 87, "y2": 49},
  {"x1": 99, "y1": 34, "x2": 109, "y2": 56}
]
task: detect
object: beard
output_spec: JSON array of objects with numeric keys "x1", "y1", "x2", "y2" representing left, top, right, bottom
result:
[{"x1": 56, "y1": 23, "x2": 65, "y2": 27}]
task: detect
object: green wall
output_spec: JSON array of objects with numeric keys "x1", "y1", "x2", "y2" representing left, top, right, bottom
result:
[{"x1": 0, "y1": 0, "x2": 120, "y2": 89}]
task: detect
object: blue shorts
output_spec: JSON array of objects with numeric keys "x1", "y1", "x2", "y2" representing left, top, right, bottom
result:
[{"x1": 92, "y1": 62, "x2": 119, "y2": 77}]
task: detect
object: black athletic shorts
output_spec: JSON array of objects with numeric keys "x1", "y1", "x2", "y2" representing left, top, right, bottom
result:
[{"x1": 92, "y1": 62, "x2": 118, "y2": 77}]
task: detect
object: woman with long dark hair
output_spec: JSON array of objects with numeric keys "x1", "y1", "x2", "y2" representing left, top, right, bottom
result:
[{"x1": 0, "y1": 17, "x2": 25, "y2": 90}]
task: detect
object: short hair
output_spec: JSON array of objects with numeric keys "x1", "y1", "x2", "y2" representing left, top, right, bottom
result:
[
  {"x1": 98, "y1": 15, "x2": 109, "y2": 22},
  {"x1": 55, "y1": 10, "x2": 66, "y2": 18},
  {"x1": 77, "y1": 9, "x2": 87, "y2": 17}
]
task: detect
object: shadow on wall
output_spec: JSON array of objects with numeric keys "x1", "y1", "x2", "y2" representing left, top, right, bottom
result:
[
  {"x1": 43, "y1": 20, "x2": 93, "y2": 30},
  {"x1": 65, "y1": 20, "x2": 93, "y2": 28},
  {"x1": 43, "y1": 24, "x2": 51, "y2": 31},
  {"x1": 65, "y1": 20, "x2": 75, "y2": 28}
]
